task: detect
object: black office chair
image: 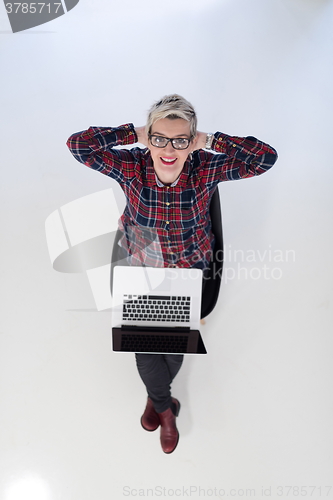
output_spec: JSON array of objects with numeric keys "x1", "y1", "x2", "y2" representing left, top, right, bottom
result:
[
  {"x1": 110, "y1": 187, "x2": 223, "y2": 320},
  {"x1": 200, "y1": 187, "x2": 223, "y2": 319}
]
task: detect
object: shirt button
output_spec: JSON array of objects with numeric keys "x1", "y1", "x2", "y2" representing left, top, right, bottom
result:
[
  {"x1": 166, "y1": 221, "x2": 169, "y2": 224},
  {"x1": 166, "y1": 202, "x2": 170, "y2": 206},
  {"x1": 232, "y1": 143, "x2": 236, "y2": 147}
]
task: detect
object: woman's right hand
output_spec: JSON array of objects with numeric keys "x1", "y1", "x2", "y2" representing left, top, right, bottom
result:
[{"x1": 135, "y1": 126, "x2": 149, "y2": 148}]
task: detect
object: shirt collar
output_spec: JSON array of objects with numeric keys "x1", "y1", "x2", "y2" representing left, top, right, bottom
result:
[{"x1": 154, "y1": 174, "x2": 180, "y2": 188}]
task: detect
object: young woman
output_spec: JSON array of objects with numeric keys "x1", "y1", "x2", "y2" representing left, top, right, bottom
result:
[{"x1": 67, "y1": 94, "x2": 278, "y2": 454}]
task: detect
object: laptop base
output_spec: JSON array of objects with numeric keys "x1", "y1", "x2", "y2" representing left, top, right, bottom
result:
[{"x1": 112, "y1": 326, "x2": 207, "y2": 354}]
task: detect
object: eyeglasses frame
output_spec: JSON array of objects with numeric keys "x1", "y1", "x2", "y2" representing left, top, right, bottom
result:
[{"x1": 148, "y1": 134, "x2": 193, "y2": 150}]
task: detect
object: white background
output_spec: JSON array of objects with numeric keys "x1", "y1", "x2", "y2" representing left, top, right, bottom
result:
[{"x1": 0, "y1": 0, "x2": 332, "y2": 499}]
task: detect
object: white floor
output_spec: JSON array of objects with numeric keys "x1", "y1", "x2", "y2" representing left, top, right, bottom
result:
[
  {"x1": 1, "y1": 0, "x2": 333, "y2": 499},
  {"x1": 1, "y1": 230, "x2": 332, "y2": 499}
]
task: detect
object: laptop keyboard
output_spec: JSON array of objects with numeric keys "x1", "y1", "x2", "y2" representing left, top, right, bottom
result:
[
  {"x1": 122, "y1": 295, "x2": 191, "y2": 323},
  {"x1": 121, "y1": 333, "x2": 189, "y2": 353}
]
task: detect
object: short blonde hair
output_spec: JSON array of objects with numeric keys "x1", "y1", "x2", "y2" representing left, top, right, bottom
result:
[{"x1": 146, "y1": 94, "x2": 197, "y2": 138}]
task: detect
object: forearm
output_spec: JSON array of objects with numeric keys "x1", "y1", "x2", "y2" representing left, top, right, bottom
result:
[
  {"x1": 212, "y1": 132, "x2": 278, "y2": 178},
  {"x1": 66, "y1": 123, "x2": 138, "y2": 166}
]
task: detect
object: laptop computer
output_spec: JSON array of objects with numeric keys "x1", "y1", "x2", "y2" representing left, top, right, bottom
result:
[{"x1": 111, "y1": 266, "x2": 207, "y2": 354}]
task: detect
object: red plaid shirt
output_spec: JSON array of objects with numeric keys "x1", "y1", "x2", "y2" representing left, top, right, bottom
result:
[{"x1": 66, "y1": 124, "x2": 278, "y2": 269}]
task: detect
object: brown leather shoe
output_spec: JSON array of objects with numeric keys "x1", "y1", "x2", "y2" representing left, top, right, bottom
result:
[
  {"x1": 158, "y1": 398, "x2": 181, "y2": 454},
  {"x1": 141, "y1": 397, "x2": 160, "y2": 431}
]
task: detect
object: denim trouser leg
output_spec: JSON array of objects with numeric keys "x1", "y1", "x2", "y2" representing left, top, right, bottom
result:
[{"x1": 135, "y1": 353, "x2": 184, "y2": 413}]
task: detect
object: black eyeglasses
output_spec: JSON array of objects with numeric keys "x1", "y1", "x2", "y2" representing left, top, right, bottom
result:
[{"x1": 149, "y1": 134, "x2": 192, "y2": 150}]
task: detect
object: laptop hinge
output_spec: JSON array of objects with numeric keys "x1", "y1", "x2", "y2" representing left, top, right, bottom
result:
[{"x1": 121, "y1": 325, "x2": 191, "y2": 333}]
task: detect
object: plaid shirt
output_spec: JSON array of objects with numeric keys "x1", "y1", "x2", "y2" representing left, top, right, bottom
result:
[{"x1": 66, "y1": 123, "x2": 278, "y2": 269}]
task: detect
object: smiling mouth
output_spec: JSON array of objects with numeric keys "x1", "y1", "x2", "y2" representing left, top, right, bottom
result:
[{"x1": 160, "y1": 157, "x2": 177, "y2": 166}]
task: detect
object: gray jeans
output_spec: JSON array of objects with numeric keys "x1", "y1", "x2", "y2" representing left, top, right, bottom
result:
[{"x1": 135, "y1": 353, "x2": 183, "y2": 413}]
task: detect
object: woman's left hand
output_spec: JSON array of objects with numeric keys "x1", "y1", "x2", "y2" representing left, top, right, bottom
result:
[{"x1": 192, "y1": 131, "x2": 208, "y2": 151}]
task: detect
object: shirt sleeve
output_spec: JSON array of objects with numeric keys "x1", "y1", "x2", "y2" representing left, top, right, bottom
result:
[
  {"x1": 66, "y1": 123, "x2": 139, "y2": 181},
  {"x1": 209, "y1": 132, "x2": 278, "y2": 181}
]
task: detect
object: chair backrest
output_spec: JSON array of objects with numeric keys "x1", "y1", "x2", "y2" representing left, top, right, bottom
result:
[
  {"x1": 200, "y1": 187, "x2": 223, "y2": 319},
  {"x1": 110, "y1": 228, "x2": 126, "y2": 297},
  {"x1": 110, "y1": 187, "x2": 224, "y2": 318}
]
